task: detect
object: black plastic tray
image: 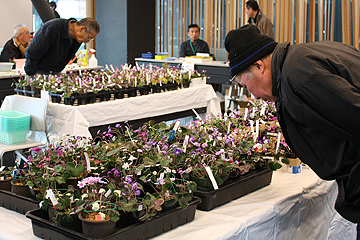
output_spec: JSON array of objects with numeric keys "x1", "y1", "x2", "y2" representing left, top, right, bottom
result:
[
  {"x1": 0, "y1": 190, "x2": 40, "y2": 214},
  {"x1": 26, "y1": 197, "x2": 201, "y2": 240},
  {"x1": 194, "y1": 168, "x2": 273, "y2": 211}
]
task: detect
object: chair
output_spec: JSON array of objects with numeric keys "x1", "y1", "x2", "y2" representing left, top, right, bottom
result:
[{"x1": 0, "y1": 95, "x2": 48, "y2": 166}]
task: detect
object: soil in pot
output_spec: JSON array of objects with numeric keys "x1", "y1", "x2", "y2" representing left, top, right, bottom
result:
[
  {"x1": 79, "y1": 213, "x2": 116, "y2": 238},
  {"x1": 0, "y1": 179, "x2": 11, "y2": 191},
  {"x1": 11, "y1": 180, "x2": 30, "y2": 197}
]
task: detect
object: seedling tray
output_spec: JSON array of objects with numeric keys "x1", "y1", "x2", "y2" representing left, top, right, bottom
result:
[
  {"x1": 0, "y1": 190, "x2": 39, "y2": 214},
  {"x1": 194, "y1": 168, "x2": 273, "y2": 211},
  {"x1": 26, "y1": 197, "x2": 201, "y2": 240}
]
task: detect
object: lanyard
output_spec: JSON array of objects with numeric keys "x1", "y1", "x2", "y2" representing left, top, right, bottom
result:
[{"x1": 190, "y1": 42, "x2": 199, "y2": 55}]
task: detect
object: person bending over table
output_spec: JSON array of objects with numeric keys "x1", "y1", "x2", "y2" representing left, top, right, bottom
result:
[
  {"x1": 0, "y1": 25, "x2": 31, "y2": 62},
  {"x1": 24, "y1": 17, "x2": 100, "y2": 76},
  {"x1": 225, "y1": 24, "x2": 360, "y2": 239},
  {"x1": 179, "y1": 24, "x2": 210, "y2": 58}
]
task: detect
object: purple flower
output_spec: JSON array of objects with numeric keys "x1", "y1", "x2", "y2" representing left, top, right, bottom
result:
[
  {"x1": 135, "y1": 190, "x2": 141, "y2": 196},
  {"x1": 174, "y1": 149, "x2": 182, "y2": 155},
  {"x1": 158, "y1": 179, "x2": 165, "y2": 185},
  {"x1": 115, "y1": 124, "x2": 121, "y2": 128}
]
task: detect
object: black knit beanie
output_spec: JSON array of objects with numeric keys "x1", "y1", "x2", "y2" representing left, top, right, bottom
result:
[{"x1": 225, "y1": 24, "x2": 278, "y2": 78}]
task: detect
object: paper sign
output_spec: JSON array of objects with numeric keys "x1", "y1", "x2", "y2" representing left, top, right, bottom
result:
[
  {"x1": 181, "y1": 62, "x2": 195, "y2": 72},
  {"x1": 205, "y1": 166, "x2": 218, "y2": 190}
]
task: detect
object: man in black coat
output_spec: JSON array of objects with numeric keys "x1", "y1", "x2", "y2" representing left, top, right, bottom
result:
[
  {"x1": 225, "y1": 24, "x2": 360, "y2": 238},
  {"x1": 25, "y1": 17, "x2": 100, "y2": 76}
]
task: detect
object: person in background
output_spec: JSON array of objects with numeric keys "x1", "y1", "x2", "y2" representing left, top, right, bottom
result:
[
  {"x1": 179, "y1": 24, "x2": 210, "y2": 58},
  {"x1": 225, "y1": 24, "x2": 360, "y2": 239},
  {"x1": 49, "y1": 1, "x2": 60, "y2": 18},
  {"x1": 245, "y1": 0, "x2": 275, "y2": 39},
  {"x1": 25, "y1": 17, "x2": 100, "y2": 76},
  {"x1": 0, "y1": 25, "x2": 31, "y2": 62}
]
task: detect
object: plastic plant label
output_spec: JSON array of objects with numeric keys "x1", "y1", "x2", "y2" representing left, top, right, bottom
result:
[
  {"x1": 138, "y1": 204, "x2": 143, "y2": 211},
  {"x1": 159, "y1": 173, "x2": 165, "y2": 180},
  {"x1": 45, "y1": 189, "x2": 58, "y2": 206},
  {"x1": 0, "y1": 166, "x2": 5, "y2": 172},
  {"x1": 220, "y1": 149, "x2": 225, "y2": 160},
  {"x1": 205, "y1": 166, "x2": 219, "y2": 190},
  {"x1": 182, "y1": 135, "x2": 189, "y2": 152},
  {"x1": 192, "y1": 108, "x2": 202, "y2": 120},
  {"x1": 0, "y1": 177, "x2": 3, "y2": 181},
  {"x1": 275, "y1": 132, "x2": 281, "y2": 153},
  {"x1": 84, "y1": 152, "x2": 91, "y2": 171},
  {"x1": 244, "y1": 108, "x2": 248, "y2": 120},
  {"x1": 260, "y1": 103, "x2": 267, "y2": 116},
  {"x1": 136, "y1": 170, "x2": 142, "y2": 175},
  {"x1": 227, "y1": 121, "x2": 231, "y2": 134},
  {"x1": 95, "y1": 214, "x2": 102, "y2": 221},
  {"x1": 105, "y1": 189, "x2": 112, "y2": 198}
]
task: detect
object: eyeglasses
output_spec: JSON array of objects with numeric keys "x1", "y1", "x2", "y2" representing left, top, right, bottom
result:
[
  {"x1": 229, "y1": 74, "x2": 241, "y2": 87},
  {"x1": 85, "y1": 28, "x2": 95, "y2": 41}
]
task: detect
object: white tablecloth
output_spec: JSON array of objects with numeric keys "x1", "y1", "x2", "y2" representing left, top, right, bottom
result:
[
  {"x1": 46, "y1": 85, "x2": 221, "y2": 138},
  {"x1": 0, "y1": 168, "x2": 356, "y2": 240}
]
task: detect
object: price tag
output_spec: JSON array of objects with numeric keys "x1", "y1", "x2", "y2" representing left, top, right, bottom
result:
[
  {"x1": 84, "y1": 152, "x2": 91, "y2": 171},
  {"x1": 205, "y1": 166, "x2": 218, "y2": 190},
  {"x1": 45, "y1": 189, "x2": 58, "y2": 206}
]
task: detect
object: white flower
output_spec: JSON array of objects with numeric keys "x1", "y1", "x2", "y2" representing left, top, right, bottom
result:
[
  {"x1": 152, "y1": 171, "x2": 157, "y2": 175},
  {"x1": 99, "y1": 212, "x2": 106, "y2": 220},
  {"x1": 122, "y1": 162, "x2": 131, "y2": 169},
  {"x1": 114, "y1": 190, "x2": 121, "y2": 196},
  {"x1": 99, "y1": 188, "x2": 106, "y2": 194},
  {"x1": 129, "y1": 155, "x2": 137, "y2": 161},
  {"x1": 92, "y1": 202, "x2": 100, "y2": 211},
  {"x1": 81, "y1": 193, "x2": 88, "y2": 200}
]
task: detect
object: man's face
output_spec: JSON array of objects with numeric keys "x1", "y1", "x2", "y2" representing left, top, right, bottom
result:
[
  {"x1": 18, "y1": 27, "x2": 31, "y2": 45},
  {"x1": 76, "y1": 26, "x2": 98, "y2": 43},
  {"x1": 245, "y1": 7, "x2": 255, "y2": 18},
  {"x1": 187, "y1": 27, "x2": 200, "y2": 42},
  {"x1": 235, "y1": 66, "x2": 277, "y2": 102}
]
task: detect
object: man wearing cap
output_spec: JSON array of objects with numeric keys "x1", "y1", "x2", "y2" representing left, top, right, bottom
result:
[{"x1": 225, "y1": 24, "x2": 360, "y2": 237}]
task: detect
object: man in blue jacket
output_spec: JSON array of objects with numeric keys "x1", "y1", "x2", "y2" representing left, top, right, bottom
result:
[
  {"x1": 225, "y1": 24, "x2": 360, "y2": 238},
  {"x1": 25, "y1": 17, "x2": 100, "y2": 76}
]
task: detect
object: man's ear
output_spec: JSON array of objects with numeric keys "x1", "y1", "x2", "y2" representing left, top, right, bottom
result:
[
  {"x1": 252, "y1": 60, "x2": 265, "y2": 74},
  {"x1": 79, "y1": 26, "x2": 86, "y2": 33}
]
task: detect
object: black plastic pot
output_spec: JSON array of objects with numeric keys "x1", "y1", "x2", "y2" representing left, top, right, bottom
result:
[
  {"x1": 79, "y1": 214, "x2": 116, "y2": 238},
  {"x1": 139, "y1": 85, "x2": 151, "y2": 95},
  {"x1": 11, "y1": 181, "x2": 31, "y2": 198},
  {"x1": 126, "y1": 87, "x2": 138, "y2": 97},
  {"x1": 0, "y1": 179, "x2": 11, "y2": 191}
]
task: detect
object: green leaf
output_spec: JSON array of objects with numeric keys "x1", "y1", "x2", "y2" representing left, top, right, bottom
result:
[
  {"x1": 267, "y1": 162, "x2": 282, "y2": 171},
  {"x1": 65, "y1": 163, "x2": 85, "y2": 177}
]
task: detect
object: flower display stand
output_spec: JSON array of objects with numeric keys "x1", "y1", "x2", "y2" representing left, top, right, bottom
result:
[
  {"x1": 26, "y1": 197, "x2": 201, "y2": 240},
  {"x1": 194, "y1": 168, "x2": 273, "y2": 211},
  {"x1": 0, "y1": 190, "x2": 39, "y2": 214}
]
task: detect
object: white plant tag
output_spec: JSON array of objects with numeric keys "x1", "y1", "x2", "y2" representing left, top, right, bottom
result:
[
  {"x1": 250, "y1": 120, "x2": 254, "y2": 134},
  {"x1": 0, "y1": 177, "x2": 4, "y2": 181},
  {"x1": 157, "y1": 144, "x2": 161, "y2": 153},
  {"x1": 136, "y1": 170, "x2": 142, "y2": 175},
  {"x1": 159, "y1": 172, "x2": 164, "y2": 179},
  {"x1": 0, "y1": 166, "x2": 5, "y2": 172},
  {"x1": 45, "y1": 189, "x2": 58, "y2": 206},
  {"x1": 205, "y1": 166, "x2": 218, "y2": 190},
  {"x1": 173, "y1": 121, "x2": 180, "y2": 132},
  {"x1": 105, "y1": 189, "x2": 112, "y2": 198},
  {"x1": 255, "y1": 119, "x2": 259, "y2": 140},
  {"x1": 138, "y1": 204, "x2": 143, "y2": 211},
  {"x1": 227, "y1": 121, "x2": 231, "y2": 134},
  {"x1": 182, "y1": 135, "x2": 189, "y2": 152},
  {"x1": 84, "y1": 152, "x2": 91, "y2": 171},
  {"x1": 192, "y1": 109, "x2": 202, "y2": 120},
  {"x1": 244, "y1": 108, "x2": 248, "y2": 120},
  {"x1": 260, "y1": 104, "x2": 266, "y2": 116},
  {"x1": 275, "y1": 132, "x2": 281, "y2": 153},
  {"x1": 220, "y1": 149, "x2": 225, "y2": 160}
]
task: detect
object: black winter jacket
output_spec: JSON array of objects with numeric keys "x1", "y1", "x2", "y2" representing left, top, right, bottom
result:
[
  {"x1": 272, "y1": 41, "x2": 360, "y2": 223},
  {"x1": 25, "y1": 18, "x2": 81, "y2": 75}
]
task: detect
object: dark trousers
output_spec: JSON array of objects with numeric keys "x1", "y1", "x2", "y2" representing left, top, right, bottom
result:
[{"x1": 357, "y1": 223, "x2": 360, "y2": 240}]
